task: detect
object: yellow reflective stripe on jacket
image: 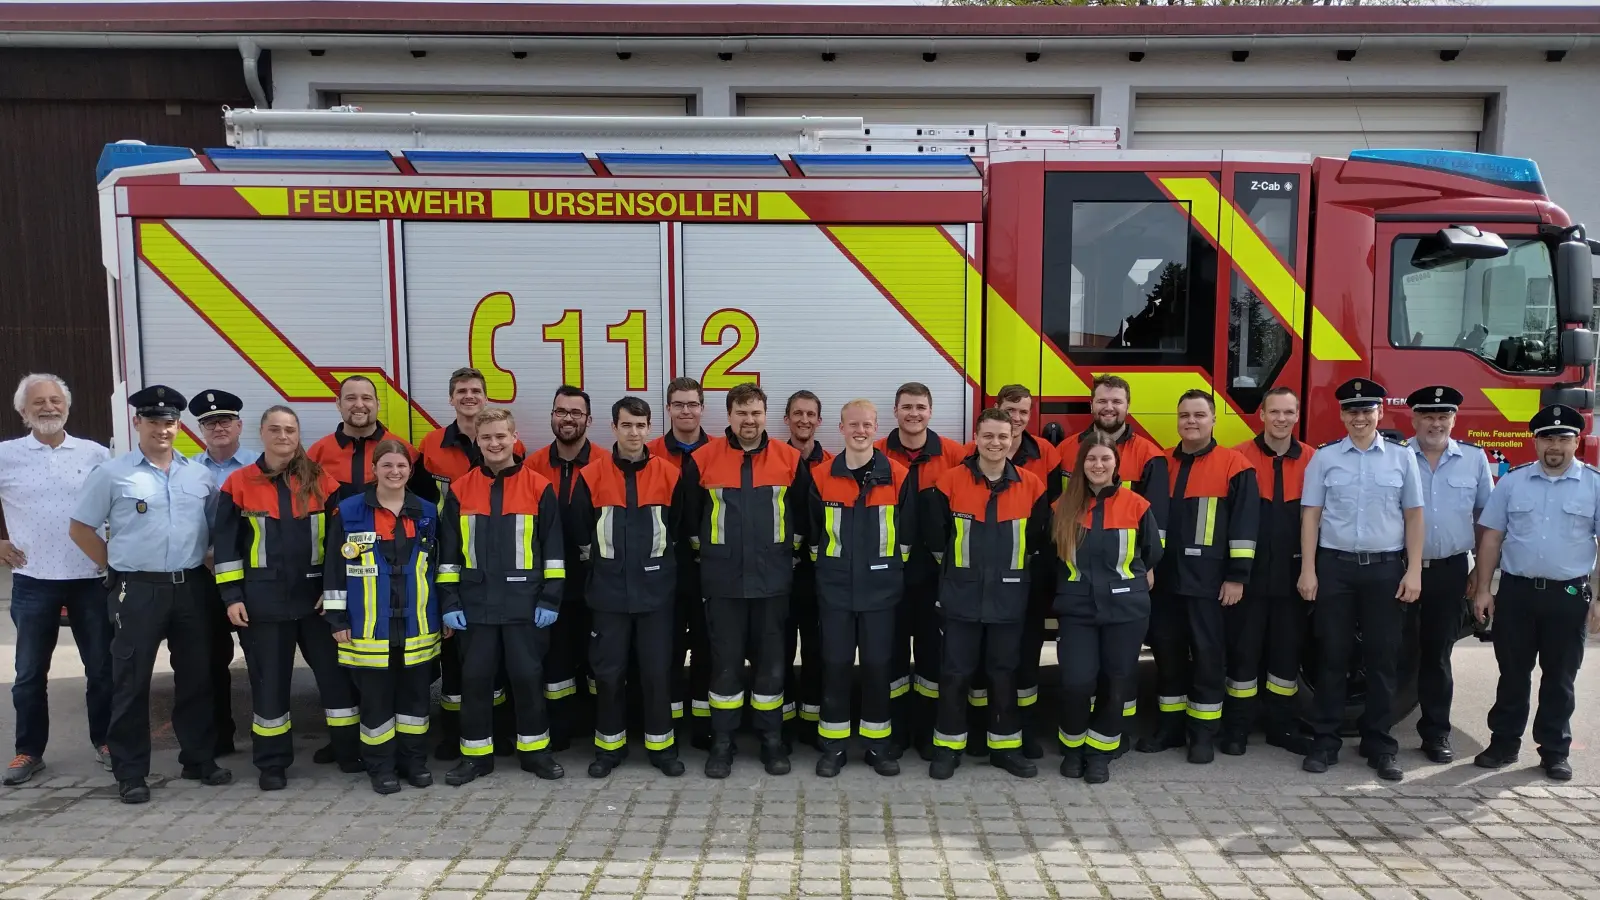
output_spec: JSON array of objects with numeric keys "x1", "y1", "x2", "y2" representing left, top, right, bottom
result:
[
  {"x1": 824, "y1": 506, "x2": 843, "y2": 558},
  {"x1": 1118, "y1": 529, "x2": 1136, "y2": 579},
  {"x1": 772, "y1": 485, "x2": 788, "y2": 543},
  {"x1": 360, "y1": 551, "x2": 378, "y2": 640},
  {"x1": 708, "y1": 488, "x2": 725, "y2": 545},
  {"x1": 309, "y1": 512, "x2": 326, "y2": 566},
  {"x1": 596, "y1": 507, "x2": 615, "y2": 559},
  {"x1": 514, "y1": 514, "x2": 536, "y2": 570},
  {"x1": 650, "y1": 506, "x2": 668, "y2": 558},
  {"x1": 1011, "y1": 519, "x2": 1026, "y2": 570},
  {"x1": 879, "y1": 506, "x2": 896, "y2": 558},
  {"x1": 435, "y1": 563, "x2": 461, "y2": 584},
  {"x1": 1197, "y1": 498, "x2": 1217, "y2": 546},
  {"x1": 214, "y1": 560, "x2": 244, "y2": 584},
  {"x1": 1229, "y1": 539, "x2": 1256, "y2": 559},
  {"x1": 248, "y1": 517, "x2": 267, "y2": 568},
  {"x1": 953, "y1": 517, "x2": 970, "y2": 568},
  {"x1": 414, "y1": 551, "x2": 431, "y2": 637},
  {"x1": 460, "y1": 515, "x2": 477, "y2": 568}
]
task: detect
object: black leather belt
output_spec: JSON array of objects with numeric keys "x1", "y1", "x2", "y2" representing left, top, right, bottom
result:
[
  {"x1": 1319, "y1": 549, "x2": 1403, "y2": 565},
  {"x1": 1422, "y1": 553, "x2": 1469, "y2": 569},
  {"x1": 1502, "y1": 573, "x2": 1589, "y2": 592},
  {"x1": 119, "y1": 568, "x2": 204, "y2": 584}
]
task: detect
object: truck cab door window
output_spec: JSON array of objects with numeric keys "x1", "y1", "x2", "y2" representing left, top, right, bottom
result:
[
  {"x1": 1226, "y1": 174, "x2": 1297, "y2": 413},
  {"x1": 1389, "y1": 236, "x2": 1558, "y2": 374},
  {"x1": 1042, "y1": 171, "x2": 1217, "y2": 369}
]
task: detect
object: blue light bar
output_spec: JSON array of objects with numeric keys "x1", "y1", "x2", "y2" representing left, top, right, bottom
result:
[
  {"x1": 597, "y1": 153, "x2": 788, "y2": 177},
  {"x1": 205, "y1": 147, "x2": 399, "y2": 175},
  {"x1": 96, "y1": 142, "x2": 195, "y2": 183},
  {"x1": 1348, "y1": 148, "x2": 1546, "y2": 197},
  {"x1": 792, "y1": 154, "x2": 981, "y2": 178},
  {"x1": 404, "y1": 150, "x2": 592, "y2": 176}
]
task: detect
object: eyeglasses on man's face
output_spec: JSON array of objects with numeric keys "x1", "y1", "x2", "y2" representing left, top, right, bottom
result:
[
  {"x1": 552, "y1": 408, "x2": 589, "y2": 421},
  {"x1": 668, "y1": 401, "x2": 704, "y2": 412}
]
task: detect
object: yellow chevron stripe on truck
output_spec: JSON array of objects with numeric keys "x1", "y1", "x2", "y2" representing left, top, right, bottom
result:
[
  {"x1": 1157, "y1": 177, "x2": 1360, "y2": 362},
  {"x1": 137, "y1": 220, "x2": 437, "y2": 441}
]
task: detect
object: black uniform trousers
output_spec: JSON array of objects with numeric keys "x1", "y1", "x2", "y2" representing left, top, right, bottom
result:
[
  {"x1": 1013, "y1": 571, "x2": 1055, "y2": 724},
  {"x1": 898, "y1": 578, "x2": 942, "y2": 741},
  {"x1": 437, "y1": 632, "x2": 463, "y2": 737},
  {"x1": 203, "y1": 574, "x2": 237, "y2": 749},
  {"x1": 817, "y1": 607, "x2": 896, "y2": 753},
  {"x1": 1416, "y1": 554, "x2": 1470, "y2": 744},
  {"x1": 591, "y1": 607, "x2": 678, "y2": 755},
  {"x1": 1057, "y1": 618, "x2": 1145, "y2": 756},
  {"x1": 543, "y1": 578, "x2": 589, "y2": 746},
  {"x1": 1221, "y1": 588, "x2": 1270, "y2": 739},
  {"x1": 705, "y1": 595, "x2": 788, "y2": 737},
  {"x1": 785, "y1": 567, "x2": 824, "y2": 738},
  {"x1": 1148, "y1": 589, "x2": 1227, "y2": 739},
  {"x1": 1309, "y1": 551, "x2": 1405, "y2": 756},
  {"x1": 349, "y1": 646, "x2": 432, "y2": 777},
  {"x1": 107, "y1": 571, "x2": 218, "y2": 782},
  {"x1": 673, "y1": 563, "x2": 708, "y2": 729},
  {"x1": 458, "y1": 623, "x2": 551, "y2": 757},
  {"x1": 1260, "y1": 590, "x2": 1311, "y2": 737},
  {"x1": 935, "y1": 619, "x2": 1023, "y2": 752},
  {"x1": 238, "y1": 613, "x2": 360, "y2": 772},
  {"x1": 1486, "y1": 574, "x2": 1589, "y2": 761}
]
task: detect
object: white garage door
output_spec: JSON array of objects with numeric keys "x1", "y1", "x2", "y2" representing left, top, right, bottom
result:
[
  {"x1": 1132, "y1": 96, "x2": 1484, "y2": 157},
  {"x1": 741, "y1": 95, "x2": 1092, "y2": 126},
  {"x1": 337, "y1": 93, "x2": 690, "y2": 116}
]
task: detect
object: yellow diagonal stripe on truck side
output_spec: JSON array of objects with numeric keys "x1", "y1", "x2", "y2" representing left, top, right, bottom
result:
[
  {"x1": 1482, "y1": 388, "x2": 1542, "y2": 426},
  {"x1": 1098, "y1": 371, "x2": 1256, "y2": 450},
  {"x1": 235, "y1": 187, "x2": 289, "y2": 217},
  {"x1": 756, "y1": 192, "x2": 810, "y2": 221},
  {"x1": 1157, "y1": 177, "x2": 1360, "y2": 363},
  {"x1": 138, "y1": 221, "x2": 335, "y2": 401}
]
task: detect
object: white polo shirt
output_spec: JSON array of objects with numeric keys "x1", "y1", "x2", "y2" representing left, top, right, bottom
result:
[{"x1": 0, "y1": 432, "x2": 112, "y2": 580}]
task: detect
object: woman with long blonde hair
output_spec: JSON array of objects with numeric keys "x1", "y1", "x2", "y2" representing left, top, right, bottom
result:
[{"x1": 1051, "y1": 431, "x2": 1162, "y2": 784}]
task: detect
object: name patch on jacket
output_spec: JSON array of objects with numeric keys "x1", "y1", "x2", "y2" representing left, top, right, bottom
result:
[
  {"x1": 346, "y1": 565, "x2": 378, "y2": 577},
  {"x1": 347, "y1": 532, "x2": 379, "y2": 545}
]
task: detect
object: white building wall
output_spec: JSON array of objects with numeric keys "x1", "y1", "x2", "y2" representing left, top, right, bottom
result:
[{"x1": 269, "y1": 46, "x2": 1600, "y2": 227}]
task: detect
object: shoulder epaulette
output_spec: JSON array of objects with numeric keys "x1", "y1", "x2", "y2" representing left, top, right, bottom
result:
[
  {"x1": 1507, "y1": 461, "x2": 1535, "y2": 474},
  {"x1": 1317, "y1": 440, "x2": 1341, "y2": 449},
  {"x1": 1383, "y1": 435, "x2": 1408, "y2": 446}
]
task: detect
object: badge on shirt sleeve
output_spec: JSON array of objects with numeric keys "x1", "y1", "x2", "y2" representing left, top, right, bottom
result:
[{"x1": 135, "y1": 500, "x2": 148, "y2": 514}]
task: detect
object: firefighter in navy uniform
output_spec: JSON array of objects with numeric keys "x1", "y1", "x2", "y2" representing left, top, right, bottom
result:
[
  {"x1": 1406, "y1": 385, "x2": 1493, "y2": 764},
  {"x1": 413, "y1": 367, "x2": 525, "y2": 762},
  {"x1": 784, "y1": 390, "x2": 831, "y2": 747},
  {"x1": 1298, "y1": 378, "x2": 1423, "y2": 782},
  {"x1": 1051, "y1": 431, "x2": 1162, "y2": 784},
  {"x1": 571, "y1": 397, "x2": 688, "y2": 778},
  {"x1": 526, "y1": 386, "x2": 594, "y2": 752},
  {"x1": 649, "y1": 377, "x2": 712, "y2": 743},
  {"x1": 1472, "y1": 404, "x2": 1600, "y2": 782},
  {"x1": 679, "y1": 382, "x2": 806, "y2": 778},
  {"x1": 808, "y1": 399, "x2": 914, "y2": 778},
  {"x1": 213, "y1": 406, "x2": 363, "y2": 789},
  {"x1": 436, "y1": 408, "x2": 567, "y2": 785},
  {"x1": 321, "y1": 439, "x2": 443, "y2": 795},
  {"x1": 1137, "y1": 390, "x2": 1259, "y2": 763},
  {"x1": 923, "y1": 408, "x2": 1051, "y2": 781},
  {"x1": 1231, "y1": 388, "x2": 1316, "y2": 755},
  {"x1": 877, "y1": 382, "x2": 968, "y2": 758}
]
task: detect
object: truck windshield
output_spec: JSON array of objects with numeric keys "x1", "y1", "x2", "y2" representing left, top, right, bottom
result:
[{"x1": 1389, "y1": 236, "x2": 1558, "y2": 374}]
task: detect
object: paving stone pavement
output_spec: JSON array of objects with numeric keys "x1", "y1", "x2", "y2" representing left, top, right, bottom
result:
[{"x1": 3, "y1": 750, "x2": 1600, "y2": 900}]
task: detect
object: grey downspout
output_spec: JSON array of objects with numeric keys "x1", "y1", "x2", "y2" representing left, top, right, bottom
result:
[{"x1": 239, "y1": 38, "x2": 268, "y2": 108}]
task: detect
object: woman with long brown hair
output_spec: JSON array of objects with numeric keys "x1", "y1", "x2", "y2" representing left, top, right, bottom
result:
[
  {"x1": 212, "y1": 406, "x2": 363, "y2": 789},
  {"x1": 1051, "y1": 430, "x2": 1162, "y2": 784}
]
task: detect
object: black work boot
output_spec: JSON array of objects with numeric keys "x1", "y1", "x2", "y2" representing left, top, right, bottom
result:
[
  {"x1": 864, "y1": 747, "x2": 900, "y2": 776},
  {"x1": 649, "y1": 749, "x2": 686, "y2": 777},
  {"x1": 990, "y1": 749, "x2": 1038, "y2": 778},
  {"x1": 445, "y1": 757, "x2": 493, "y2": 786},
  {"x1": 258, "y1": 768, "x2": 287, "y2": 791},
  {"x1": 520, "y1": 751, "x2": 564, "y2": 780},
  {"x1": 1059, "y1": 747, "x2": 1085, "y2": 779},
  {"x1": 815, "y1": 747, "x2": 847, "y2": 778},
  {"x1": 929, "y1": 747, "x2": 960, "y2": 780},
  {"x1": 1187, "y1": 733, "x2": 1216, "y2": 765},
  {"x1": 588, "y1": 750, "x2": 625, "y2": 779},
  {"x1": 1421, "y1": 737, "x2": 1455, "y2": 764},
  {"x1": 704, "y1": 735, "x2": 735, "y2": 779},
  {"x1": 370, "y1": 772, "x2": 401, "y2": 795},
  {"x1": 1083, "y1": 754, "x2": 1111, "y2": 784},
  {"x1": 1218, "y1": 732, "x2": 1248, "y2": 757},
  {"x1": 759, "y1": 736, "x2": 791, "y2": 776},
  {"x1": 1136, "y1": 713, "x2": 1186, "y2": 754},
  {"x1": 1474, "y1": 743, "x2": 1519, "y2": 769}
]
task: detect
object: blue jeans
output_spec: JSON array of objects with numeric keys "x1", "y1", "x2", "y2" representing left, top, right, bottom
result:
[{"x1": 10, "y1": 574, "x2": 113, "y2": 757}]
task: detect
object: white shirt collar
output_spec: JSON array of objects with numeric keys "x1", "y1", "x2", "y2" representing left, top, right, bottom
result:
[{"x1": 23, "y1": 432, "x2": 80, "y2": 451}]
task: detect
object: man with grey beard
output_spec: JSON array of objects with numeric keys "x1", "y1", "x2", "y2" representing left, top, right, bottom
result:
[{"x1": 0, "y1": 374, "x2": 113, "y2": 785}]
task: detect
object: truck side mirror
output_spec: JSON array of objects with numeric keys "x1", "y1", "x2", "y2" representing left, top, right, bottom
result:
[
  {"x1": 1556, "y1": 237, "x2": 1595, "y2": 325},
  {"x1": 1411, "y1": 225, "x2": 1508, "y2": 269},
  {"x1": 1559, "y1": 327, "x2": 1597, "y2": 367}
]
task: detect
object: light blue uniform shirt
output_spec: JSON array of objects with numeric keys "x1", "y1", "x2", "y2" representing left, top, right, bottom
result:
[
  {"x1": 195, "y1": 447, "x2": 260, "y2": 527},
  {"x1": 70, "y1": 449, "x2": 214, "y2": 573},
  {"x1": 1479, "y1": 460, "x2": 1600, "y2": 581},
  {"x1": 1301, "y1": 435, "x2": 1424, "y2": 553},
  {"x1": 1413, "y1": 439, "x2": 1494, "y2": 560}
]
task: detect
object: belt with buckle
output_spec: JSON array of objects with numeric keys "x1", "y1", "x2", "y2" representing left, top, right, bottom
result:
[
  {"x1": 1422, "y1": 553, "x2": 1469, "y2": 569},
  {"x1": 1503, "y1": 573, "x2": 1588, "y2": 592},
  {"x1": 120, "y1": 568, "x2": 201, "y2": 584},
  {"x1": 1321, "y1": 549, "x2": 1403, "y2": 565}
]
